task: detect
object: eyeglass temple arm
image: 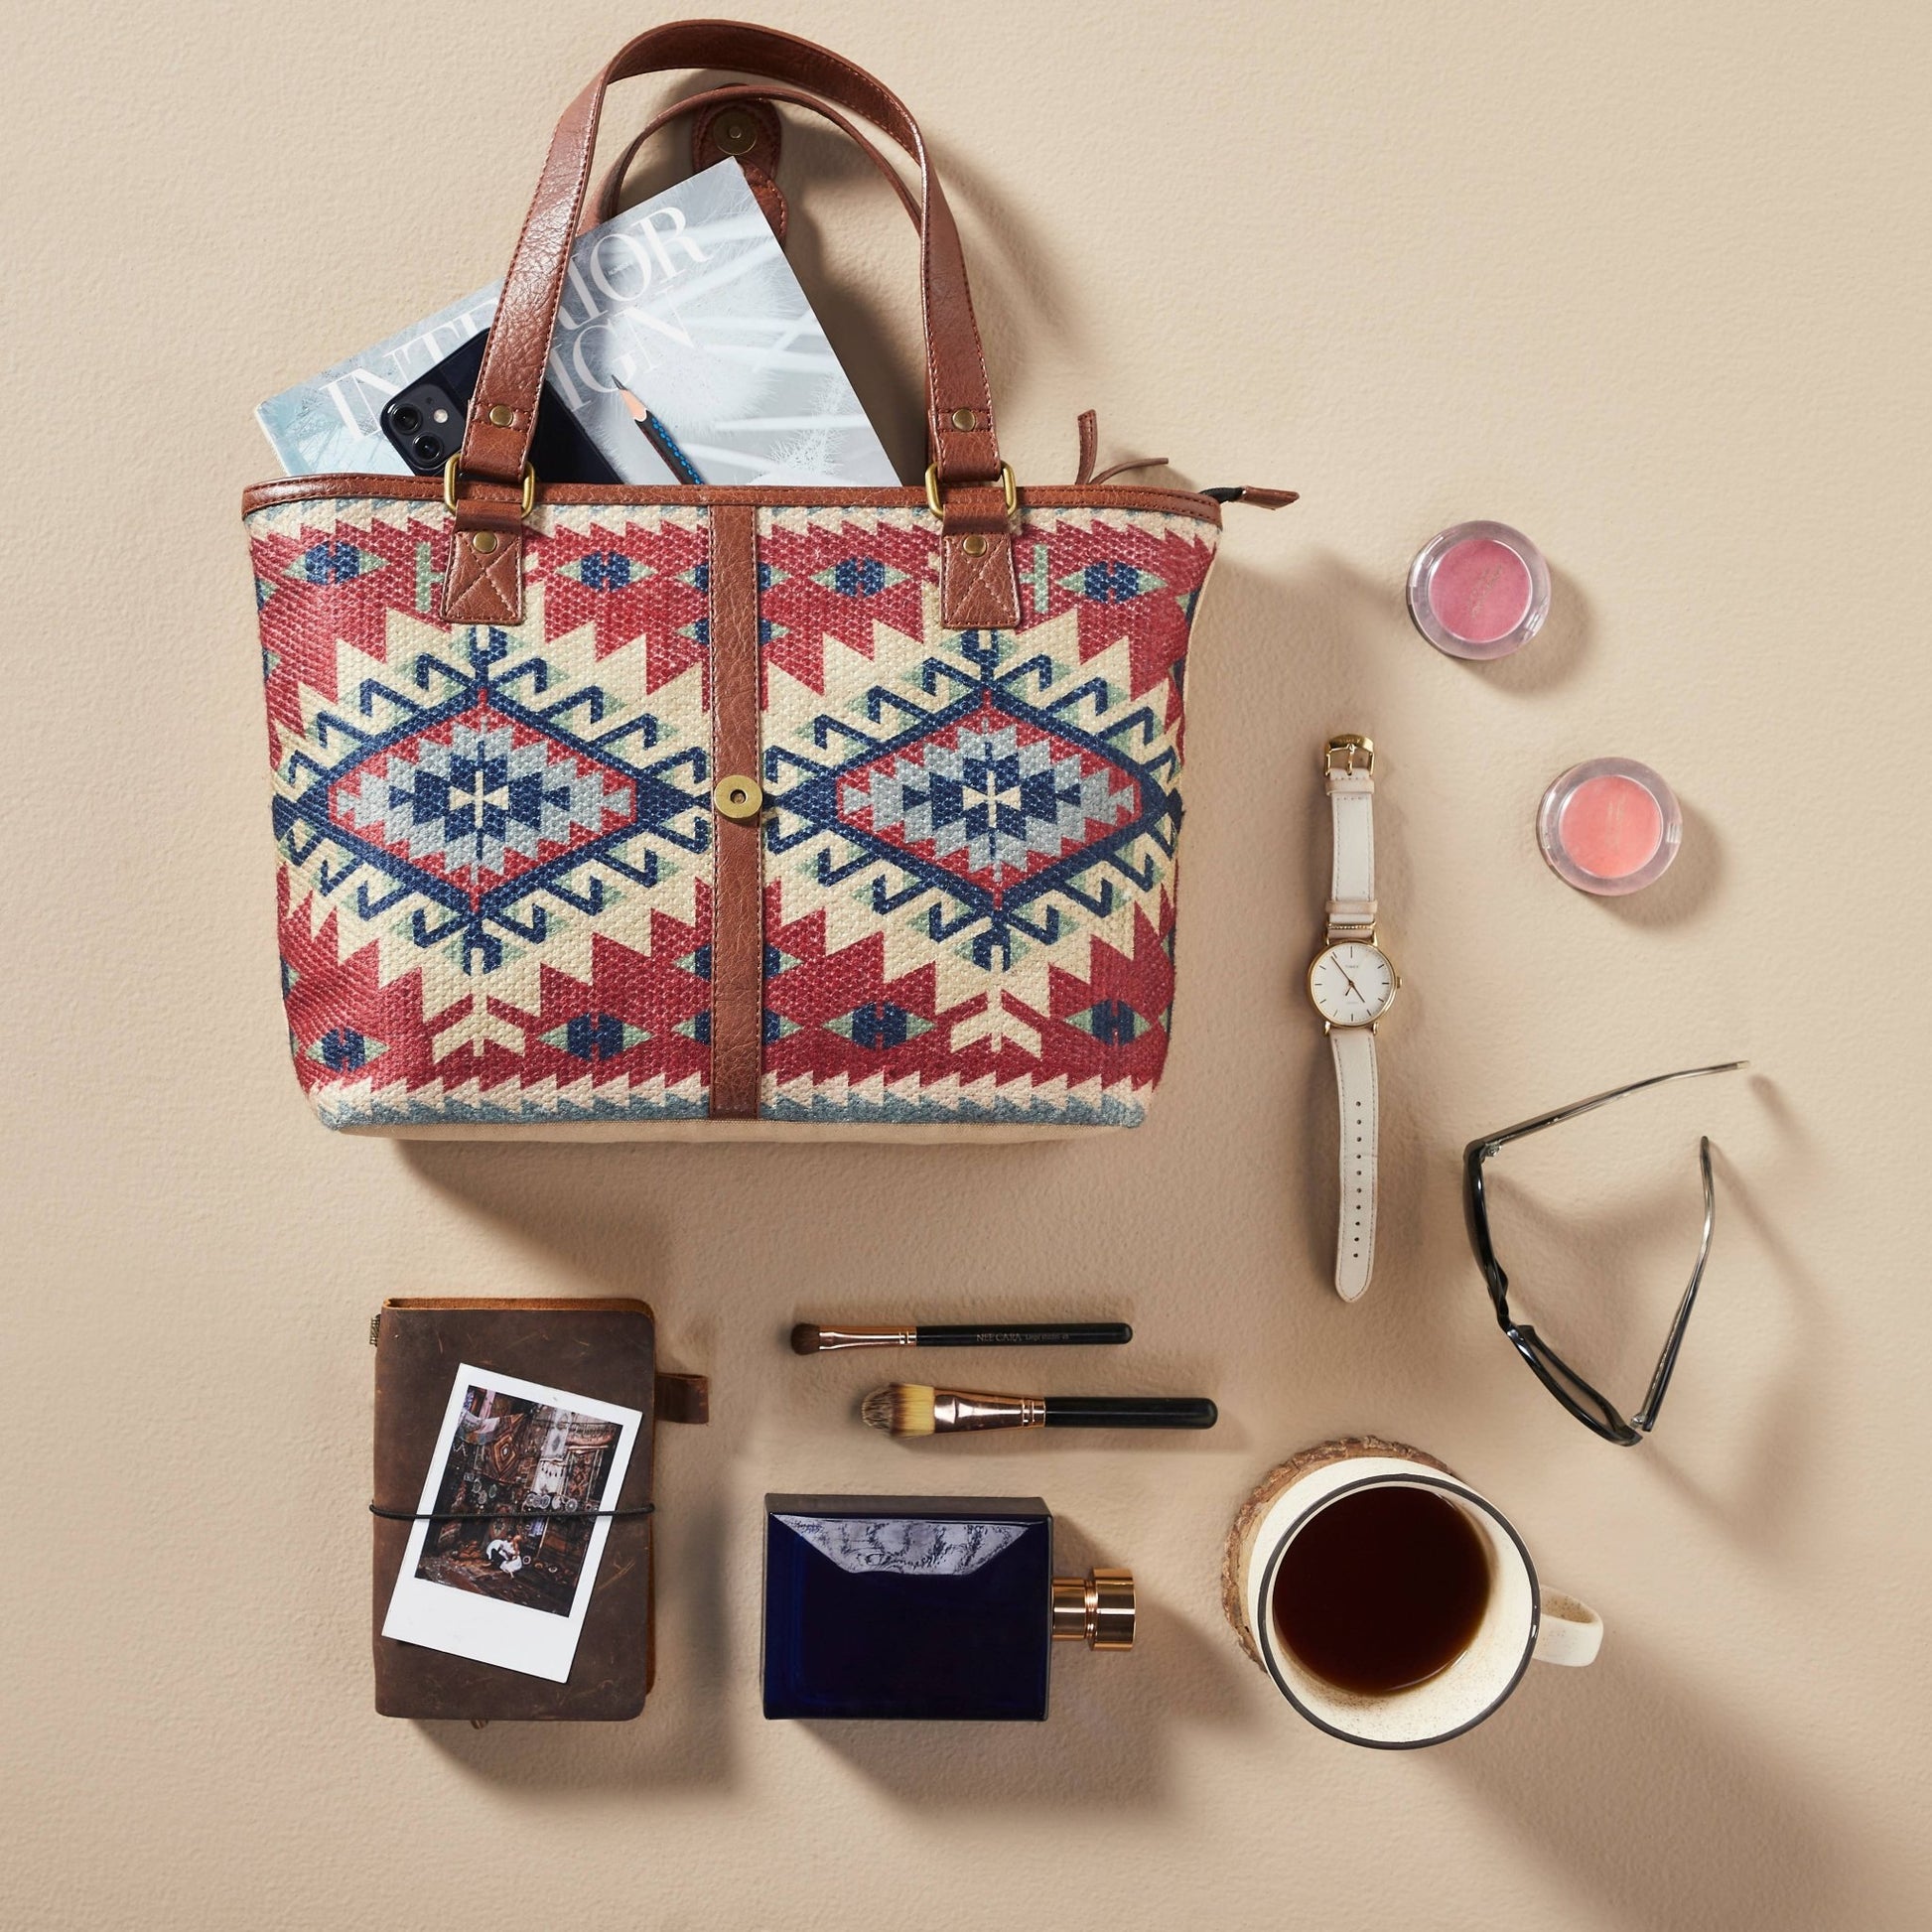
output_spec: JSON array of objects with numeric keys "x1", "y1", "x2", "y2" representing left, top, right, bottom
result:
[
  {"x1": 1630, "y1": 1135, "x2": 1718, "y2": 1433},
  {"x1": 1472, "y1": 1061, "x2": 1747, "y2": 1154}
]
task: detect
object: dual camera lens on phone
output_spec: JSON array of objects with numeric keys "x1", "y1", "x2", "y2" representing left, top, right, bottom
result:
[{"x1": 383, "y1": 399, "x2": 448, "y2": 470}]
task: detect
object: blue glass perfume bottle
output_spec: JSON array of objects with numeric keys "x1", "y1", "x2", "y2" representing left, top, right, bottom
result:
[{"x1": 761, "y1": 1494, "x2": 1135, "y2": 1722}]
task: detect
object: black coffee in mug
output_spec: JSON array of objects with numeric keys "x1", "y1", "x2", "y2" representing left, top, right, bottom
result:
[{"x1": 1270, "y1": 1485, "x2": 1491, "y2": 1696}]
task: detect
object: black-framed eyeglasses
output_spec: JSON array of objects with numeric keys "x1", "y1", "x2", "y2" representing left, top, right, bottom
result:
[{"x1": 1462, "y1": 1061, "x2": 1745, "y2": 1446}]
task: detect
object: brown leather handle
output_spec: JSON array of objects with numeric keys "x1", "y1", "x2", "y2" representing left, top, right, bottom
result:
[
  {"x1": 454, "y1": 21, "x2": 1002, "y2": 498},
  {"x1": 578, "y1": 88, "x2": 791, "y2": 243},
  {"x1": 583, "y1": 80, "x2": 923, "y2": 236}
]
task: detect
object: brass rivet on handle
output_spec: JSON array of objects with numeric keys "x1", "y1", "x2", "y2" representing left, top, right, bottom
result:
[
  {"x1": 472, "y1": 531, "x2": 500, "y2": 554},
  {"x1": 714, "y1": 113, "x2": 757, "y2": 154},
  {"x1": 961, "y1": 533, "x2": 989, "y2": 557},
  {"x1": 949, "y1": 407, "x2": 978, "y2": 431},
  {"x1": 486, "y1": 405, "x2": 516, "y2": 428},
  {"x1": 713, "y1": 774, "x2": 764, "y2": 822}
]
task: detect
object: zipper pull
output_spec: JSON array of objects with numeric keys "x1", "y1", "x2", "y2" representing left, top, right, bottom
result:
[{"x1": 1203, "y1": 485, "x2": 1300, "y2": 508}]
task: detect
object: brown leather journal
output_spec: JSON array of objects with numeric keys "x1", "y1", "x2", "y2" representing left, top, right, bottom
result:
[{"x1": 370, "y1": 1297, "x2": 708, "y2": 1722}]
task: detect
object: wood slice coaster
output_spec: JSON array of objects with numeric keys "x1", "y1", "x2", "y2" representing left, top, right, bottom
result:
[{"x1": 1219, "y1": 1435, "x2": 1457, "y2": 1667}]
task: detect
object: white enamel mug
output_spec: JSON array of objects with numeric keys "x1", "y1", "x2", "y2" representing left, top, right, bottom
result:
[{"x1": 1225, "y1": 1439, "x2": 1602, "y2": 1748}]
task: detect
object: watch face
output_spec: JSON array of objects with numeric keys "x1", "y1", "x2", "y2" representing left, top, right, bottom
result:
[{"x1": 1309, "y1": 943, "x2": 1397, "y2": 1027}]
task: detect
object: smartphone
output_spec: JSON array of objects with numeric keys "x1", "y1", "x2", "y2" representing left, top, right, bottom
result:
[{"x1": 380, "y1": 330, "x2": 621, "y2": 484}]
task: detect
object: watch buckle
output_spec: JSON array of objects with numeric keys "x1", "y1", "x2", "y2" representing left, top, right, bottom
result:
[{"x1": 1323, "y1": 734, "x2": 1374, "y2": 776}]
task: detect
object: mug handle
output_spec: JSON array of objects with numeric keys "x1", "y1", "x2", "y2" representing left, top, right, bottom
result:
[{"x1": 1532, "y1": 1589, "x2": 1603, "y2": 1667}]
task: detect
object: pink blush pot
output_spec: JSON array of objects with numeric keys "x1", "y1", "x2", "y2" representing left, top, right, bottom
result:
[
  {"x1": 1538, "y1": 759, "x2": 1682, "y2": 896},
  {"x1": 1430, "y1": 538, "x2": 1531, "y2": 642},
  {"x1": 1562, "y1": 776, "x2": 1662, "y2": 877},
  {"x1": 1408, "y1": 521, "x2": 1550, "y2": 660}
]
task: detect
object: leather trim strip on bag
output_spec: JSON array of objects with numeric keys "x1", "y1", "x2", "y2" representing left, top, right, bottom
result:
[
  {"x1": 707, "y1": 503, "x2": 763, "y2": 1120},
  {"x1": 241, "y1": 477, "x2": 1225, "y2": 522}
]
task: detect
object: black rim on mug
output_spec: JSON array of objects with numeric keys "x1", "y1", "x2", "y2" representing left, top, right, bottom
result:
[{"x1": 1252, "y1": 1472, "x2": 1543, "y2": 1750}]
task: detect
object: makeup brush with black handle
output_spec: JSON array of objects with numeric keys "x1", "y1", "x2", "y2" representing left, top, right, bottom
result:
[
  {"x1": 862, "y1": 1384, "x2": 1217, "y2": 1436},
  {"x1": 795, "y1": 1320, "x2": 1132, "y2": 1354}
]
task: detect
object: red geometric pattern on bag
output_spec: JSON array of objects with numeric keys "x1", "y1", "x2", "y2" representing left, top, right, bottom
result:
[
  {"x1": 253, "y1": 518, "x2": 441, "y2": 741},
  {"x1": 758, "y1": 520, "x2": 933, "y2": 695},
  {"x1": 250, "y1": 492, "x2": 1217, "y2": 1129},
  {"x1": 1022, "y1": 893, "x2": 1177, "y2": 1089},
  {"x1": 534, "y1": 516, "x2": 711, "y2": 691},
  {"x1": 280, "y1": 883, "x2": 715, "y2": 1105},
  {"x1": 761, "y1": 886, "x2": 1174, "y2": 1094},
  {"x1": 278, "y1": 871, "x2": 445, "y2": 1100},
  {"x1": 326, "y1": 697, "x2": 642, "y2": 902},
  {"x1": 515, "y1": 911, "x2": 714, "y2": 1088},
  {"x1": 833, "y1": 697, "x2": 1142, "y2": 908},
  {"x1": 1014, "y1": 514, "x2": 1217, "y2": 727},
  {"x1": 762, "y1": 893, "x2": 989, "y2": 1086}
]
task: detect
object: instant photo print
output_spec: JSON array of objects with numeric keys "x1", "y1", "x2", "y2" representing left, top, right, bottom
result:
[{"x1": 380, "y1": 1366, "x2": 644, "y2": 1683}]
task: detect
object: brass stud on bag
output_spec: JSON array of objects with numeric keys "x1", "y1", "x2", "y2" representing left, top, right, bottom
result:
[
  {"x1": 962, "y1": 534, "x2": 989, "y2": 556},
  {"x1": 472, "y1": 531, "x2": 500, "y2": 554},
  {"x1": 713, "y1": 113, "x2": 757, "y2": 154},
  {"x1": 486, "y1": 404, "x2": 516, "y2": 428},
  {"x1": 949, "y1": 407, "x2": 978, "y2": 431},
  {"x1": 714, "y1": 774, "x2": 763, "y2": 822}
]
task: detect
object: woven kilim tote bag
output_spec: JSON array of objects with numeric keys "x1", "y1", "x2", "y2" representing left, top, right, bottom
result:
[{"x1": 242, "y1": 21, "x2": 1283, "y2": 1140}]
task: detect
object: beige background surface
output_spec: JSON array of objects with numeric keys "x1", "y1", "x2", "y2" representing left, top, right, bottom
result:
[{"x1": 4, "y1": 2, "x2": 1929, "y2": 1926}]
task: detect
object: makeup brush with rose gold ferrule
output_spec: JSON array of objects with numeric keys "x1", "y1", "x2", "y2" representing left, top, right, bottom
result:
[{"x1": 861, "y1": 1384, "x2": 1217, "y2": 1436}]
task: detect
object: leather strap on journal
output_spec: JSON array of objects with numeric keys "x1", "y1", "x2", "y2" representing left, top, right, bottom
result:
[{"x1": 440, "y1": 22, "x2": 1020, "y2": 631}]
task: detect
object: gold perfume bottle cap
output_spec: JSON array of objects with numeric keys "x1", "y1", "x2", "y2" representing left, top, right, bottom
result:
[{"x1": 1051, "y1": 1568, "x2": 1136, "y2": 1651}]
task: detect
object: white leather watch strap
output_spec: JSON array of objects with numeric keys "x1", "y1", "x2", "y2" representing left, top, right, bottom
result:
[
  {"x1": 1323, "y1": 739, "x2": 1379, "y2": 1302},
  {"x1": 1327, "y1": 765, "x2": 1377, "y2": 934},
  {"x1": 1330, "y1": 1024, "x2": 1377, "y2": 1302}
]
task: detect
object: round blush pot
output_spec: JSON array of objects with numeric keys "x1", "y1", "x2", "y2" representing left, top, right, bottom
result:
[
  {"x1": 1408, "y1": 522, "x2": 1550, "y2": 660},
  {"x1": 1538, "y1": 758, "x2": 1682, "y2": 896}
]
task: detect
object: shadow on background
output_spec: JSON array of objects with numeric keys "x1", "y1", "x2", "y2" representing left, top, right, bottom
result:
[
  {"x1": 1597, "y1": 797, "x2": 1725, "y2": 930},
  {"x1": 1638, "y1": 1085, "x2": 1829, "y2": 1555},
  {"x1": 1440, "y1": 1632, "x2": 1858, "y2": 1932},
  {"x1": 805, "y1": 1513, "x2": 1261, "y2": 1812},
  {"x1": 1476, "y1": 560, "x2": 1595, "y2": 697},
  {"x1": 1251, "y1": 549, "x2": 1400, "y2": 1289},
  {"x1": 415, "y1": 1486, "x2": 737, "y2": 1795}
]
